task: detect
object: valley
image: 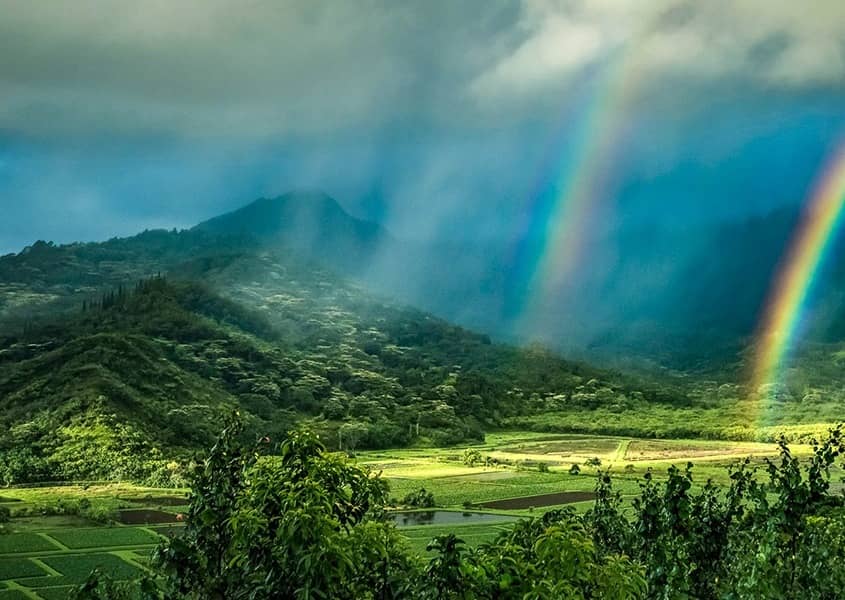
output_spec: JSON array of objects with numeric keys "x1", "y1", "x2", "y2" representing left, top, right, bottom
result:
[{"x1": 0, "y1": 197, "x2": 843, "y2": 597}]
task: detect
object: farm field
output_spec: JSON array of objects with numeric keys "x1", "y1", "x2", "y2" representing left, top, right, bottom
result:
[
  {"x1": 0, "y1": 432, "x2": 818, "y2": 590},
  {"x1": 0, "y1": 488, "x2": 187, "y2": 597}
]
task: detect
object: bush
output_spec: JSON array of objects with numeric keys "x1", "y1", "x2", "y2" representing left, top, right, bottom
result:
[
  {"x1": 462, "y1": 448, "x2": 483, "y2": 467},
  {"x1": 402, "y1": 488, "x2": 436, "y2": 508}
]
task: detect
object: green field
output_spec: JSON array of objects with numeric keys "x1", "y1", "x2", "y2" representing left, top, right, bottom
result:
[
  {"x1": 0, "y1": 487, "x2": 183, "y2": 598},
  {"x1": 0, "y1": 431, "x2": 820, "y2": 591}
]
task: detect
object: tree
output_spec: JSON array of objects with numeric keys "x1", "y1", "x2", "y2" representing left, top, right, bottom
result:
[
  {"x1": 462, "y1": 448, "x2": 482, "y2": 467},
  {"x1": 154, "y1": 416, "x2": 417, "y2": 599}
]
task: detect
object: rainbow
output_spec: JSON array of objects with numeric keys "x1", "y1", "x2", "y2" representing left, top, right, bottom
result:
[
  {"x1": 508, "y1": 5, "x2": 667, "y2": 339},
  {"x1": 509, "y1": 48, "x2": 636, "y2": 337},
  {"x1": 750, "y1": 139, "x2": 845, "y2": 406}
]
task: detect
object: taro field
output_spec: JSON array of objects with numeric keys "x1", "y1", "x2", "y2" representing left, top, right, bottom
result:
[{"x1": 0, "y1": 489, "x2": 188, "y2": 598}]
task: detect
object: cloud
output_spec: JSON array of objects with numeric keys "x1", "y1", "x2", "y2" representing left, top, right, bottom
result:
[
  {"x1": 0, "y1": 0, "x2": 842, "y2": 143},
  {"x1": 470, "y1": 0, "x2": 845, "y2": 107},
  {"x1": 0, "y1": 1, "x2": 514, "y2": 140}
]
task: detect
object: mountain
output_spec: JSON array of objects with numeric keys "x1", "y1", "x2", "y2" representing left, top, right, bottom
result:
[
  {"x1": 187, "y1": 194, "x2": 809, "y2": 374},
  {"x1": 193, "y1": 191, "x2": 391, "y2": 273},
  {"x1": 0, "y1": 221, "x2": 685, "y2": 486},
  {"x1": 203, "y1": 195, "x2": 841, "y2": 379}
]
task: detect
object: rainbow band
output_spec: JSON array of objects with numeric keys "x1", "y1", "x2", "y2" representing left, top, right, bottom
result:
[
  {"x1": 509, "y1": 4, "x2": 670, "y2": 339},
  {"x1": 510, "y1": 47, "x2": 636, "y2": 337},
  {"x1": 751, "y1": 140, "x2": 845, "y2": 401}
]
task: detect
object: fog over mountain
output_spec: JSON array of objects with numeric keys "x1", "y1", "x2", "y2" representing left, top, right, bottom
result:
[{"x1": 1, "y1": 0, "x2": 844, "y2": 364}]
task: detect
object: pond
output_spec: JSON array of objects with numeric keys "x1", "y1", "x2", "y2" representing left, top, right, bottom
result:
[{"x1": 389, "y1": 511, "x2": 517, "y2": 527}]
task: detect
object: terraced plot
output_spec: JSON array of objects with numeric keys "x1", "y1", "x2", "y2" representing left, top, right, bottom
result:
[
  {"x1": 0, "y1": 534, "x2": 61, "y2": 555},
  {"x1": 47, "y1": 527, "x2": 160, "y2": 550},
  {"x1": 32, "y1": 588, "x2": 76, "y2": 600},
  {"x1": 402, "y1": 522, "x2": 513, "y2": 554},
  {"x1": 0, "y1": 557, "x2": 49, "y2": 580},
  {"x1": 0, "y1": 590, "x2": 32, "y2": 599},
  {"x1": 0, "y1": 527, "x2": 160, "y2": 598},
  {"x1": 23, "y1": 553, "x2": 144, "y2": 588},
  {"x1": 496, "y1": 438, "x2": 620, "y2": 456}
]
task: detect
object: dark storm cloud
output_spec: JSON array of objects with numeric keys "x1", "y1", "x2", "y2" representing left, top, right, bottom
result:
[
  {"x1": 0, "y1": 0, "x2": 843, "y2": 255},
  {"x1": 0, "y1": 1, "x2": 520, "y2": 139},
  {"x1": 0, "y1": 0, "x2": 842, "y2": 142}
]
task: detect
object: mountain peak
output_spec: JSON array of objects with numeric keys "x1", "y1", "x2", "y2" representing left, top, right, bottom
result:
[{"x1": 194, "y1": 191, "x2": 389, "y2": 270}]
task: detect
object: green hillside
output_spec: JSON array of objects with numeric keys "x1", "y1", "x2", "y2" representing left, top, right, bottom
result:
[{"x1": 0, "y1": 230, "x2": 689, "y2": 485}]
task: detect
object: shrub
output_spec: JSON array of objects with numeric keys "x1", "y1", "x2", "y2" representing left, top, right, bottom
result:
[
  {"x1": 402, "y1": 488, "x2": 436, "y2": 508},
  {"x1": 462, "y1": 448, "x2": 483, "y2": 467}
]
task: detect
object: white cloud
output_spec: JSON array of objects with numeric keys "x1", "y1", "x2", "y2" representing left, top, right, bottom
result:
[{"x1": 470, "y1": 0, "x2": 845, "y2": 107}]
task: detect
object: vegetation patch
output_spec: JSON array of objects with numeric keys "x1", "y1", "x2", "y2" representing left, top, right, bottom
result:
[
  {"x1": 0, "y1": 557, "x2": 48, "y2": 580},
  {"x1": 0, "y1": 534, "x2": 59, "y2": 555},
  {"x1": 477, "y1": 491, "x2": 596, "y2": 510},
  {"x1": 0, "y1": 590, "x2": 32, "y2": 599},
  {"x1": 30, "y1": 587, "x2": 76, "y2": 600},
  {"x1": 46, "y1": 527, "x2": 160, "y2": 549},
  {"x1": 24, "y1": 554, "x2": 142, "y2": 587}
]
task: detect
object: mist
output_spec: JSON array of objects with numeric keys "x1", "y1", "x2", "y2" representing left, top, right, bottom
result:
[{"x1": 2, "y1": 0, "x2": 845, "y2": 364}]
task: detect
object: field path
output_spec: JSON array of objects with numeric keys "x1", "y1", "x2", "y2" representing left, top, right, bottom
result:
[
  {"x1": 34, "y1": 533, "x2": 66, "y2": 552},
  {"x1": 613, "y1": 439, "x2": 632, "y2": 462},
  {"x1": 2, "y1": 581, "x2": 40, "y2": 599},
  {"x1": 29, "y1": 558, "x2": 61, "y2": 577}
]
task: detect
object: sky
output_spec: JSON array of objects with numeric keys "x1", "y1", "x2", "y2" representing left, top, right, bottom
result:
[{"x1": 1, "y1": 0, "x2": 844, "y2": 255}]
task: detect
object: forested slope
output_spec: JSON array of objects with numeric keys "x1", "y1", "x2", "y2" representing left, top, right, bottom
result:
[{"x1": 0, "y1": 229, "x2": 686, "y2": 484}]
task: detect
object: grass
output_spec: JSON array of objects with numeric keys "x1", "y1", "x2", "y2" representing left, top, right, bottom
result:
[
  {"x1": 0, "y1": 484, "x2": 189, "y2": 514},
  {"x1": 506, "y1": 402, "x2": 840, "y2": 443},
  {"x1": 45, "y1": 528, "x2": 160, "y2": 550}
]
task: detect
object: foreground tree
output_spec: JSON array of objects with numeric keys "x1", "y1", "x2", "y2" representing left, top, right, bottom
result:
[{"x1": 153, "y1": 416, "x2": 417, "y2": 599}]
